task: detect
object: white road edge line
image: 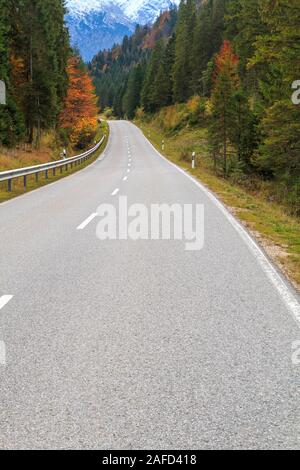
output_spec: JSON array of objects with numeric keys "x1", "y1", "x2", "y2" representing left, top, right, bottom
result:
[
  {"x1": 77, "y1": 213, "x2": 98, "y2": 230},
  {"x1": 139, "y1": 125, "x2": 300, "y2": 329},
  {"x1": 111, "y1": 188, "x2": 120, "y2": 196},
  {"x1": 0, "y1": 295, "x2": 13, "y2": 311}
]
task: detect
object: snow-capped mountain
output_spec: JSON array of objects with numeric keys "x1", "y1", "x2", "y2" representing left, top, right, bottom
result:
[{"x1": 66, "y1": 0, "x2": 180, "y2": 61}]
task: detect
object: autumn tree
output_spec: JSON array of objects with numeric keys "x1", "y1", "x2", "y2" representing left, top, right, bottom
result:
[{"x1": 60, "y1": 56, "x2": 99, "y2": 148}]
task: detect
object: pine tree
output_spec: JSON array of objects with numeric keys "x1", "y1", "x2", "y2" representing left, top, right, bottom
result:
[
  {"x1": 226, "y1": 0, "x2": 267, "y2": 92},
  {"x1": 191, "y1": 5, "x2": 212, "y2": 95},
  {"x1": 209, "y1": 40, "x2": 240, "y2": 176},
  {"x1": 0, "y1": 0, "x2": 25, "y2": 146},
  {"x1": 231, "y1": 90, "x2": 258, "y2": 168},
  {"x1": 250, "y1": 0, "x2": 300, "y2": 210},
  {"x1": 173, "y1": 0, "x2": 197, "y2": 103},
  {"x1": 162, "y1": 35, "x2": 176, "y2": 106},
  {"x1": 113, "y1": 82, "x2": 127, "y2": 118},
  {"x1": 141, "y1": 40, "x2": 165, "y2": 113},
  {"x1": 8, "y1": 0, "x2": 69, "y2": 145},
  {"x1": 122, "y1": 65, "x2": 144, "y2": 119}
]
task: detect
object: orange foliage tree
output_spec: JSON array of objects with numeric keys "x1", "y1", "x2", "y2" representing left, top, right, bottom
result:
[{"x1": 60, "y1": 56, "x2": 99, "y2": 148}]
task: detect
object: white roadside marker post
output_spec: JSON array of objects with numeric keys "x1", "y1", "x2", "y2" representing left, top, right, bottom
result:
[
  {"x1": 162, "y1": 140, "x2": 165, "y2": 151},
  {"x1": 0, "y1": 80, "x2": 6, "y2": 105},
  {"x1": 192, "y1": 151, "x2": 196, "y2": 169}
]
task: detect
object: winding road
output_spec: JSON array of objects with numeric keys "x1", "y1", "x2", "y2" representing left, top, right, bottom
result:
[{"x1": 0, "y1": 121, "x2": 299, "y2": 449}]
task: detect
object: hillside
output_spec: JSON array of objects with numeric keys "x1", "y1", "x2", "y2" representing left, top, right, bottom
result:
[
  {"x1": 89, "y1": 9, "x2": 178, "y2": 111},
  {"x1": 91, "y1": 0, "x2": 300, "y2": 216}
]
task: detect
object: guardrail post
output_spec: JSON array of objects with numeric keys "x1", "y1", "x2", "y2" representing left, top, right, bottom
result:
[
  {"x1": 60, "y1": 166, "x2": 63, "y2": 174},
  {"x1": 8, "y1": 179, "x2": 12, "y2": 192},
  {"x1": 45, "y1": 170, "x2": 48, "y2": 179},
  {"x1": 65, "y1": 164, "x2": 68, "y2": 171},
  {"x1": 35, "y1": 172, "x2": 39, "y2": 183},
  {"x1": 23, "y1": 175, "x2": 27, "y2": 188},
  {"x1": 53, "y1": 168, "x2": 56, "y2": 177}
]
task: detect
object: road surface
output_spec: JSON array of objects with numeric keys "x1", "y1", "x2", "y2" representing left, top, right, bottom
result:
[{"x1": 0, "y1": 121, "x2": 299, "y2": 449}]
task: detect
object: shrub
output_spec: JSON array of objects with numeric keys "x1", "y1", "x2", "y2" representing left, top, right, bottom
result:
[{"x1": 71, "y1": 118, "x2": 98, "y2": 149}]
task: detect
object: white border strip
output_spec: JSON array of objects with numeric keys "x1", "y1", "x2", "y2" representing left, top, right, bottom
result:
[
  {"x1": 111, "y1": 188, "x2": 120, "y2": 196},
  {"x1": 0, "y1": 295, "x2": 13, "y2": 311},
  {"x1": 136, "y1": 124, "x2": 300, "y2": 328}
]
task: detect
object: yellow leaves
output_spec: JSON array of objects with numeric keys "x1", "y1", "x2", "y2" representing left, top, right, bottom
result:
[
  {"x1": 186, "y1": 96, "x2": 201, "y2": 114},
  {"x1": 70, "y1": 117, "x2": 97, "y2": 146},
  {"x1": 205, "y1": 99, "x2": 213, "y2": 117},
  {"x1": 9, "y1": 54, "x2": 26, "y2": 98},
  {"x1": 59, "y1": 56, "x2": 99, "y2": 147}
]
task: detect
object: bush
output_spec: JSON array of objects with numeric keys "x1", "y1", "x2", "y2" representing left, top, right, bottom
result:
[
  {"x1": 180, "y1": 150, "x2": 191, "y2": 163},
  {"x1": 135, "y1": 107, "x2": 146, "y2": 120},
  {"x1": 103, "y1": 107, "x2": 114, "y2": 119},
  {"x1": 71, "y1": 118, "x2": 98, "y2": 149},
  {"x1": 186, "y1": 96, "x2": 206, "y2": 125}
]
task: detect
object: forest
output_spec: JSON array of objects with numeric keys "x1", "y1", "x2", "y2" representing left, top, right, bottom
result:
[
  {"x1": 90, "y1": 0, "x2": 300, "y2": 213},
  {"x1": 0, "y1": 0, "x2": 98, "y2": 152}
]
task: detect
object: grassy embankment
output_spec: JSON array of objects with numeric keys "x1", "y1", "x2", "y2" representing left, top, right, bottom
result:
[
  {"x1": 136, "y1": 111, "x2": 300, "y2": 291},
  {"x1": 0, "y1": 121, "x2": 108, "y2": 204}
]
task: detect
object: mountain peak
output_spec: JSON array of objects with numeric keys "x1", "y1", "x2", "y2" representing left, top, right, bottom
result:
[
  {"x1": 66, "y1": 1, "x2": 179, "y2": 21},
  {"x1": 66, "y1": 0, "x2": 180, "y2": 60}
]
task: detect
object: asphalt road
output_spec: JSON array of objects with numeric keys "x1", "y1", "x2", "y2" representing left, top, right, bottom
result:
[{"x1": 0, "y1": 121, "x2": 299, "y2": 450}]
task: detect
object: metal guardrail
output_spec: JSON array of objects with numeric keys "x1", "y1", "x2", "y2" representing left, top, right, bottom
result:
[{"x1": 0, "y1": 135, "x2": 106, "y2": 191}]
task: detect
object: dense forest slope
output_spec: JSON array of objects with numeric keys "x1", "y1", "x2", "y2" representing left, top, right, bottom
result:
[
  {"x1": 89, "y1": 9, "x2": 178, "y2": 112},
  {"x1": 0, "y1": 0, "x2": 99, "y2": 160},
  {"x1": 90, "y1": 0, "x2": 300, "y2": 214}
]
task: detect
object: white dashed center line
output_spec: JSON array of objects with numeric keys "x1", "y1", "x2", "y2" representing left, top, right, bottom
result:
[
  {"x1": 77, "y1": 213, "x2": 98, "y2": 230},
  {"x1": 0, "y1": 295, "x2": 13, "y2": 311},
  {"x1": 123, "y1": 176, "x2": 128, "y2": 181},
  {"x1": 111, "y1": 188, "x2": 120, "y2": 196}
]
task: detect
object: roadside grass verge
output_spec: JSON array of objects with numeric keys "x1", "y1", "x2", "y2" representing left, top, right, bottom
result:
[
  {"x1": 137, "y1": 119, "x2": 300, "y2": 292},
  {"x1": 0, "y1": 121, "x2": 109, "y2": 204}
]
